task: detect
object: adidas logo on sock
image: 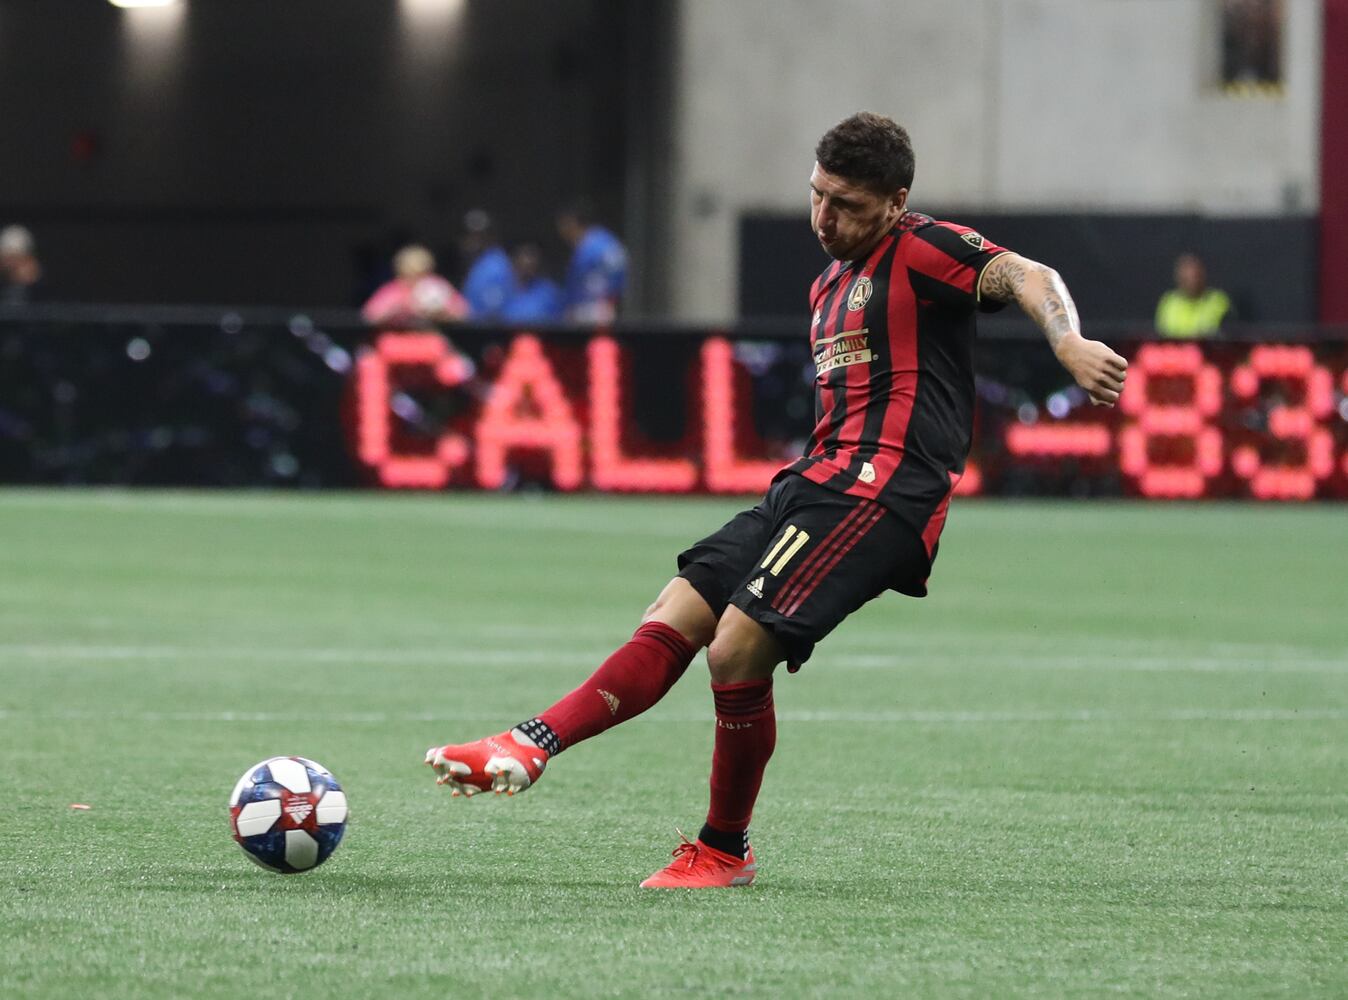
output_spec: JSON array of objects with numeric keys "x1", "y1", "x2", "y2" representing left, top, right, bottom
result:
[
  {"x1": 598, "y1": 689, "x2": 620, "y2": 715},
  {"x1": 746, "y1": 577, "x2": 765, "y2": 598}
]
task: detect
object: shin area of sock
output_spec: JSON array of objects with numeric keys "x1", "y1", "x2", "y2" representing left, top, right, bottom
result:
[
  {"x1": 537, "y1": 621, "x2": 696, "y2": 749},
  {"x1": 705, "y1": 678, "x2": 776, "y2": 833}
]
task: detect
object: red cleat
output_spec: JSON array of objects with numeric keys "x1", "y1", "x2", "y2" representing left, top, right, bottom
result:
[
  {"x1": 639, "y1": 833, "x2": 757, "y2": 889},
  {"x1": 424, "y1": 730, "x2": 548, "y2": 797}
]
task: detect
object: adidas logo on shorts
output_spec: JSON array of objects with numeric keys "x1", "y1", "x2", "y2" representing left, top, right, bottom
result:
[{"x1": 746, "y1": 576, "x2": 765, "y2": 598}]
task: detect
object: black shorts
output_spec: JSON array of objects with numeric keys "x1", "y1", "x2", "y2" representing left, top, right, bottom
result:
[{"x1": 676, "y1": 474, "x2": 932, "y2": 668}]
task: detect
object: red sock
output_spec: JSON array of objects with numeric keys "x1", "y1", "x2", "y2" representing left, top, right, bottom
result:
[
  {"x1": 705, "y1": 678, "x2": 776, "y2": 835},
  {"x1": 538, "y1": 621, "x2": 696, "y2": 750}
]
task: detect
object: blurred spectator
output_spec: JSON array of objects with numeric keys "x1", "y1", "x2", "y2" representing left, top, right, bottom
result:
[
  {"x1": 1155, "y1": 253, "x2": 1232, "y2": 338},
  {"x1": 0, "y1": 225, "x2": 42, "y2": 304},
  {"x1": 556, "y1": 201, "x2": 627, "y2": 323},
  {"x1": 361, "y1": 244, "x2": 469, "y2": 328},
  {"x1": 501, "y1": 243, "x2": 564, "y2": 324},
  {"x1": 459, "y1": 210, "x2": 515, "y2": 321}
]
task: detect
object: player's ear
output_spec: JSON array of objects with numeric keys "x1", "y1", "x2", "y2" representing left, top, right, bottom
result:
[{"x1": 891, "y1": 188, "x2": 909, "y2": 217}]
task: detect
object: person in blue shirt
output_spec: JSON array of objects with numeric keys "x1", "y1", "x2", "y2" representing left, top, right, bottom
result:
[
  {"x1": 556, "y1": 202, "x2": 627, "y2": 323},
  {"x1": 459, "y1": 209, "x2": 515, "y2": 321},
  {"x1": 501, "y1": 243, "x2": 565, "y2": 324}
]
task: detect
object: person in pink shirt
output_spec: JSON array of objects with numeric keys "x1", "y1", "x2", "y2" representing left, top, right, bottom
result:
[{"x1": 361, "y1": 244, "x2": 469, "y2": 328}]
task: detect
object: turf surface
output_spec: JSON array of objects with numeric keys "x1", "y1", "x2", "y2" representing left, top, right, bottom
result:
[{"x1": 1, "y1": 490, "x2": 1344, "y2": 998}]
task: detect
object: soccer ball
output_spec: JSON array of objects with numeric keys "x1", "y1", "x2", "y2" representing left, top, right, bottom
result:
[{"x1": 228, "y1": 756, "x2": 348, "y2": 874}]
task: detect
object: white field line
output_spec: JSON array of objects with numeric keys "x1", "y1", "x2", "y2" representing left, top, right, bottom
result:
[
  {"x1": 1, "y1": 642, "x2": 1345, "y2": 674},
  {"x1": 5, "y1": 615, "x2": 1341, "y2": 661},
  {"x1": 3, "y1": 618, "x2": 1343, "y2": 669},
  {"x1": 0, "y1": 490, "x2": 709, "y2": 538},
  {"x1": 0, "y1": 644, "x2": 591, "y2": 666},
  {"x1": 0, "y1": 707, "x2": 1344, "y2": 725},
  {"x1": 832, "y1": 653, "x2": 1348, "y2": 674}
]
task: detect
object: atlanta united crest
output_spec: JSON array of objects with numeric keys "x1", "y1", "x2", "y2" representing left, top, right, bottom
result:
[{"x1": 847, "y1": 276, "x2": 873, "y2": 311}]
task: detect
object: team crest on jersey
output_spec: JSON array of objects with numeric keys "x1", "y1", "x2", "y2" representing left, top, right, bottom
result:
[
  {"x1": 847, "y1": 277, "x2": 873, "y2": 311},
  {"x1": 961, "y1": 231, "x2": 985, "y2": 250},
  {"x1": 814, "y1": 328, "x2": 873, "y2": 377}
]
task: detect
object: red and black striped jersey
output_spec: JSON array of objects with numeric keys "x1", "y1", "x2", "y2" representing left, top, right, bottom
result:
[{"x1": 781, "y1": 211, "x2": 1009, "y2": 555}]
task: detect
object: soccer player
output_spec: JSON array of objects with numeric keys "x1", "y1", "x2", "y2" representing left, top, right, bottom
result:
[{"x1": 426, "y1": 112, "x2": 1128, "y2": 888}]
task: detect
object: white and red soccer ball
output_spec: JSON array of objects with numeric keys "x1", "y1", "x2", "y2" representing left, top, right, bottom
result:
[{"x1": 229, "y1": 756, "x2": 348, "y2": 873}]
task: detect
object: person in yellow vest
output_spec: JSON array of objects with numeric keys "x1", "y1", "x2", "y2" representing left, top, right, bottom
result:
[{"x1": 1155, "y1": 253, "x2": 1232, "y2": 338}]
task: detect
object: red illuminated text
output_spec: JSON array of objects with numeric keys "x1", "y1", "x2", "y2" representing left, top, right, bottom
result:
[{"x1": 353, "y1": 333, "x2": 1348, "y2": 500}]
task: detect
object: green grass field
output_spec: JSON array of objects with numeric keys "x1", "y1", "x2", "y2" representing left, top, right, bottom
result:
[{"x1": 1, "y1": 490, "x2": 1344, "y2": 999}]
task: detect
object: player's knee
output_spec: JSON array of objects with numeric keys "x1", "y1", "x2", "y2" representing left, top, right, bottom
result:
[
  {"x1": 706, "y1": 632, "x2": 778, "y2": 684},
  {"x1": 640, "y1": 582, "x2": 679, "y2": 624},
  {"x1": 704, "y1": 638, "x2": 740, "y2": 683},
  {"x1": 640, "y1": 579, "x2": 716, "y2": 649}
]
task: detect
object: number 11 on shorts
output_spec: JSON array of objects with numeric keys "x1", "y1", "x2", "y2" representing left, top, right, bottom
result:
[{"x1": 761, "y1": 526, "x2": 810, "y2": 576}]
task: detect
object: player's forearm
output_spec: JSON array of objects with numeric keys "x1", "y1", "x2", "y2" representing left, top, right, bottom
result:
[
  {"x1": 989, "y1": 256, "x2": 1081, "y2": 355},
  {"x1": 980, "y1": 251, "x2": 1126, "y2": 405}
]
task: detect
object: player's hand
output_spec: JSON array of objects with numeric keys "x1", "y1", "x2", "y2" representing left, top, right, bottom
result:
[{"x1": 1055, "y1": 334, "x2": 1128, "y2": 407}]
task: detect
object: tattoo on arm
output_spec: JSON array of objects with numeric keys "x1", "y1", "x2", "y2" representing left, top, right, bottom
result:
[
  {"x1": 982, "y1": 254, "x2": 1079, "y2": 351},
  {"x1": 979, "y1": 253, "x2": 1027, "y2": 302},
  {"x1": 1030, "y1": 268, "x2": 1081, "y2": 351}
]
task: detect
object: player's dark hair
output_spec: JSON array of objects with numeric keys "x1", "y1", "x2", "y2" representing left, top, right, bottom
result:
[{"x1": 815, "y1": 112, "x2": 915, "y2": 193}]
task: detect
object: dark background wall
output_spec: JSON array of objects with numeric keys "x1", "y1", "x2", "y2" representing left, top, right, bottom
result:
[
  {"x1": 739, "y1": 212, "x2": 1319, "y2": 325},
  {"x1": 0, "y1": 0, "x2": 1325, "y2": 323},
  {"x1": 0, "y1": 0, "x2": 640, "y2": 306}
]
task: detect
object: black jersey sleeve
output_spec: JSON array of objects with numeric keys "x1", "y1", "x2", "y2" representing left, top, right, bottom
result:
[{"x1": 906, "y1": 221, "x2": 1010, "y2": 313}]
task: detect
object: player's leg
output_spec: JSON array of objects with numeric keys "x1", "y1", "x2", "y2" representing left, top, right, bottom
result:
[
  {"x1": 510, "y1": 577, "x2": 716, "y2": 756},
  {"x1": 638, "y1": 607, "x2": 782, "y2": 888},
  {"x1": 702, "y1": 605, "x2": 784, "y2": 847},
  {"x1": 425, "y1": 496, "x2": 775, "y2": 796},
  {"x1": 641, "y1": 476, "x2": 927, "y2": 887},
  {"x1": 424, "y1": 581, "x2": 712, "y2": 796}
]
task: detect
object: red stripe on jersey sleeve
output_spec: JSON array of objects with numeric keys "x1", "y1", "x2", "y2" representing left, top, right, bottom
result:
[
  {"x1": 906, "y1": 232, "x2": 978, "y2": 296},
  {"x1": 906, "y1": 222, "x2": 1008, "y2": 310}
]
